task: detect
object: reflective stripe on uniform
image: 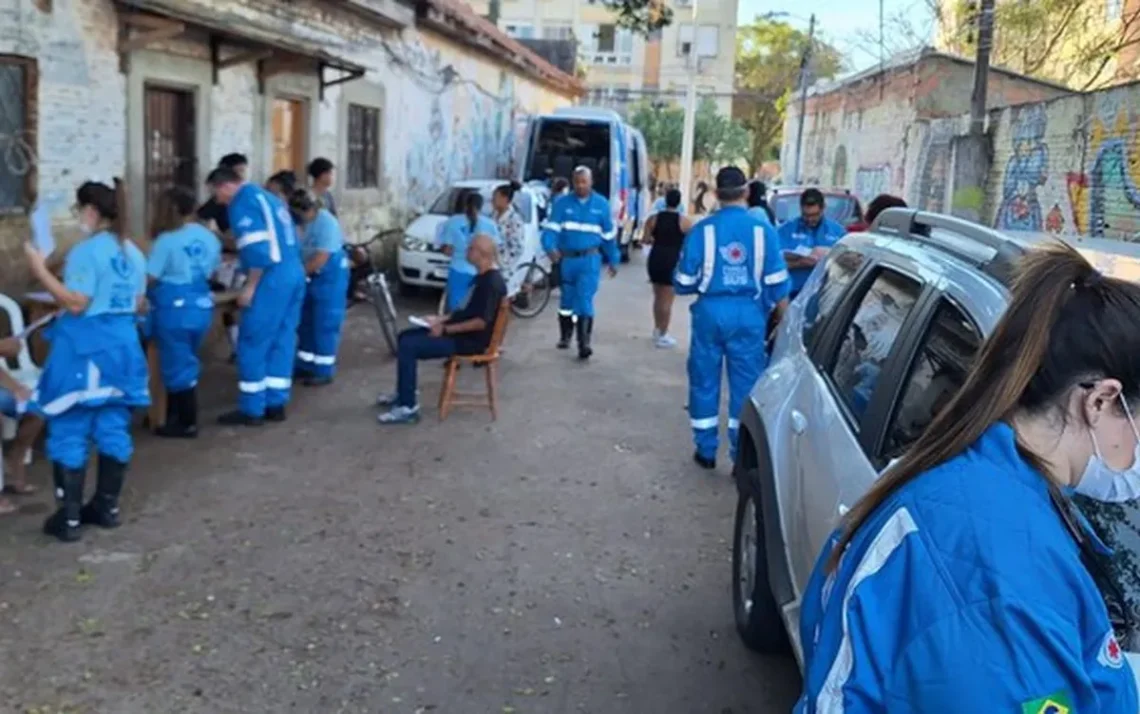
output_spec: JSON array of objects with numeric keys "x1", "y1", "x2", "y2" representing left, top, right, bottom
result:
[
  {"x1": 698, "y1": 225, "x2": 716, "y2": 294},
  {"x1": 297, "y1": 351, "x2": 316, "y2": 363},
  {"x1": 542, "y1": 222, "x2": 563, "y2": 232},
  {"x1": 690, "y1": 416, "x2": 718, "y2": 430},
  {"x1": 728, "y1": 417, "x2": 740, "y2": 430},
  {"x1": 265, "y1": 376, "x2": 292, "y2": 390},
  {"x1": 239, "y1": 380, "x2": 266, "y2": 393},
  {"x1": 765, "y1": 269, "x2": 790, "y2": 285},
  {"x1": 563, "y1": 221, "x2": 604, "y2": 234},
  {"x1": 753, "y1": 226, "x2": 765, "y2": 297},
  {"x1": 675, "y1": 272, "x2": 699, "y2": 286},
  {"x1": 312, "y1": 354, "x2": 336, "y2": 366},
  {"x1": 816, "y1": 506, "x2": 919, "y2": 713},
  {"x1": 254, "y1": 192, "x2": 283, "y2": 264}
]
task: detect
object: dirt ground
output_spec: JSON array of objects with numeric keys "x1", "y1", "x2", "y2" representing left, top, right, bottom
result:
[{"x1": 0, "y1": 262, "x2": 802, "y2": 714}]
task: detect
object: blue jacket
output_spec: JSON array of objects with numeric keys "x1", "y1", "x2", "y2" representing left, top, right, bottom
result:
[
  {"x1": 437, "y1": 213, "x2": 501, "y2": 275},
  {"x1": 777, "y1": 216, "x2": 846, "y2": 293},
  {"x1": 673, "y1": 206, "x2": 789, "y2": 311},
  {"x1": 228, "y1": 183, "x2": 303, "y2": 276},
  {"x1": 541, "y1": 191, "x2": 620, "y2": 265},
  {"x1": 795, "y1": 422, "x2": 1138, "y2": 713}
]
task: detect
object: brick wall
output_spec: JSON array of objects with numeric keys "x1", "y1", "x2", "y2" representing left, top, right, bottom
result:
[{"x1": 0, "y1": 0, "x2": 575, "y2": 294}]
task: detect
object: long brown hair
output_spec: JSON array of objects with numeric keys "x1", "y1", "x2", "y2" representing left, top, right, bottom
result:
[
  {"x1": 150, "y1": 185, "x2": 198, "y2": 238},
  {"x1": 828, "y1": 241, "x2": 1140, "y2": 570},
  {"x1": 76, "y1": 177, "x2": 127, "y2": 238}
]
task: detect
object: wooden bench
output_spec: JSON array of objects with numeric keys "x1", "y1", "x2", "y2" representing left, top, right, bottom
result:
[{"x1": 437, "y1": 297, "x2": 511, "y2": 421}]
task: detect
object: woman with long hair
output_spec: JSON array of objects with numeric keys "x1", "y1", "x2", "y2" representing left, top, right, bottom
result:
[
  {"x1": 641, "y1": 188, "x2": 691, "y2": 348},
  {"x1": 491, "y1": 181, "x2": 525, "y2": 275},
  {"x1": 746, "y1": 180, "x2": 775, "y2": 225},
  {"x1": 290, "y1": 189, "x2": 350, "y2": 386},
  {"x1": 436, "y1": 191, "x2": 499, "y2": 312},
  {"x1": 24, "y1": 179, "x2": 149, "y2": 542},
  {"x1": 794, "y1": 243, "x2": 1140, "y2": 711},
  {"x1": 692, "y1": 180, "x2": 710, "y2": 215},
  {"x1": 147, "y1": 186, "x2": 222, "y2": 438}
]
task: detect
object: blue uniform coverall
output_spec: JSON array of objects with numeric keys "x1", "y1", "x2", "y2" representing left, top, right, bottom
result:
[
  {"x1": 777, "y1": 215, "x2": 846, "y2": 295},
  {"x1": 147, "y1": 222, "x2": 221, "y2": 391},
  {"x1": 541, "y1": 191, "x2": 620, "y2": 319},
  {"x1": 296, "y1": 208, "x2": 350, "y2": 379},
  {"x1": 29, "y1": 232, "x2": 150, "y2": 469},
  {"x1": 795, "y1": 422, "x2": 1139, "y2": 713},
  {"x1": 674, "y1": 206, "x2": 789, "y2": 462},
  {"x1": 228, "y1": 183, "x2": 306, "y2": 417},
  {"x1": 437, "y1": 213, "x2": 501, "y2": 312}
]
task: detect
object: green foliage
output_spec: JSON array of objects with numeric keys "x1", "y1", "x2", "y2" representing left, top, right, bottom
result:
[
  {"x1": 734, "y1": 18, "x2": 844, "y2": 170},
  {"x1": 628, "y1": 101, "x2": 684, "y2": 166},
  {"x1": 627, "y1": 98, "x2": 752, "y2": 174},
  {"x1": 599, "y1": 0, "x2": 672, "y2": 34}
]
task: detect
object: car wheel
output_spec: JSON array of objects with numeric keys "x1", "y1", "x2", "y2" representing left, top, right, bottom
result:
[{"x1": 732, "y1": 482, "x2": 791, "y2": 654}]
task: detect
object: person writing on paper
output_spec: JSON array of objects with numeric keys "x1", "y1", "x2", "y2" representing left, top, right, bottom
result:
[
  {"x1": 147, "y1": 186, "x2": 222, "y2": 439},
  {"x1": 207, "y1": 166, "x2": 306, "y2": 426},
  {"x1": 795, "y1": 244, "x2": 1140, "y2": 713},
  {"x1": 23, "y1": 179, "x2": 149, "y2": 542},
  {"x1": 0, "y1": 335, "x2": 46, "y2": 515},
  {"x1": 437, "y1": 192, "x2": 500, "y2": 312},
  {"x1": 289, "y1": 190, "x2": 349, "y2": 387},
  {"x1": 776, "y1": 188, "x2": 846, "y2": 300},
  {"x1": 376, "y1": 234, "x2": 506, "y2": 425}
]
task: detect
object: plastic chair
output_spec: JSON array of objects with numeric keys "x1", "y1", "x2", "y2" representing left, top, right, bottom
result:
[
  {"x1": 0, "y1": 293, "x2": 42, "y2": 484},
  {"x1": 437, "y1": 298, "x2": 511, "y2": 421}
]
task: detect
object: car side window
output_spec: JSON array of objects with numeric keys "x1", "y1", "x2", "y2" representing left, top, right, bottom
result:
[
  {"x1": 883, "y1": 300, "x2": 982, "y2": 459},
  {"x1": 828, "y1": 269, "x2": 922, "y2": 424},
  {"x1": 802, "y1": 249, "x2": 864, "y2": 351}
]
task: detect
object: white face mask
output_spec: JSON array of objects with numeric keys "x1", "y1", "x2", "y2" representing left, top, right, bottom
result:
[{"x1": 1074, "y1": 395, "x2": 1140, "y2": 502}]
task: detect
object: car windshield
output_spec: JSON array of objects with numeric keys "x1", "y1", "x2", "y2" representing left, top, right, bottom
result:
[
  {"x1": 1076, "y1": 497, "x2": 1140, "y2": 648},
  {"x1": 772, "y1": 193, "x2": 859, "y2": 225},
  {"x1": 428, "y1": 185, "x2": 532, "y2": 222}
]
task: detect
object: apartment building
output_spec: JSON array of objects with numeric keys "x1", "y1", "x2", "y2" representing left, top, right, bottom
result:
[{"x1": 467, "y1": 0, "x2": 738, "y2": 115}]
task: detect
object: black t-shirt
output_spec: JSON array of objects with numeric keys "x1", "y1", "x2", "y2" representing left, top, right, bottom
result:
[
  {"x1": 197, "y1": 197, "x2": 230, "y2": 234},
  {"x1": 447, "y1": 269, "x2": 507, "y2": 354}
]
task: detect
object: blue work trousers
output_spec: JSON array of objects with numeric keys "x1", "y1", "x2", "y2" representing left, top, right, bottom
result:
[
  {"x1": 237, "y1": 275, "x2": 305, "y2": 416},
  {"x1": 558, "y1": 252, "x2": 602, "y2": 318},
  {"x1": 446, "y1": 269, "x2": 475, "y2": 313},
  {"x1": 153, "y1": 306, "x2": 212, "y2": 392},
  {"x1": 47, "y1": 405, "x2": 133, "y2": 470},
  {"x1": 395, "y1": 328, "x2": 457, "y2": 407},
  {"x1": 688, "y1": 296, "x2": 769, "y2": 462},
  {"x1": 296, "y1": 273, "x2": 348, "y2": 379}
]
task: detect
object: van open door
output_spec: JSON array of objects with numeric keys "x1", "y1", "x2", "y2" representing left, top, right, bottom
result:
[{"x1": 514, "y1": 115, "x2": 536, "y2": 185}]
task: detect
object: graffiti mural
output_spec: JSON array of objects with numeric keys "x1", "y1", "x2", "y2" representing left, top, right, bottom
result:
[
  {"x1": 832, "y1": 146, "x2": 848, "y2": 187},
  {"x1": 854, "y1": 165, "x2": 891, "y2": 202},
  {"x1": 994, "y1": 105, "x2": 1049, "y2": 231},
  {"x1": 913, "y1": 120, "x2": 957, "y2": 212},
  {"x1": 397, "y1": 38, "x2": 526, "y2": 210},
  {"x1": 1066, "y1": 110, "x2": 1140, "y2": 237}
]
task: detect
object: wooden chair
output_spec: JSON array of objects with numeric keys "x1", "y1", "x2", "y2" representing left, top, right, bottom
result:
[{"x1": 438, "y1": 298, "x2": 511, "y2": 421}]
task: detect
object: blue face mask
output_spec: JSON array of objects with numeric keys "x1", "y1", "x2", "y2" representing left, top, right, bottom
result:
[{"x1": 1074, "y1": 394, "x2": 1140, "y2": 502}]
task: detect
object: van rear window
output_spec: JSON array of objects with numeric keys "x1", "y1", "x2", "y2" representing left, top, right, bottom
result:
[{"x1": 527, "y1": 119, "x2": 613, "y2": 197}]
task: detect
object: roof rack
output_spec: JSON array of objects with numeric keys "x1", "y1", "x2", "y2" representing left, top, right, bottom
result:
[{"x1": 870, "y1": 208, "x2": 1026, "y2": 286}]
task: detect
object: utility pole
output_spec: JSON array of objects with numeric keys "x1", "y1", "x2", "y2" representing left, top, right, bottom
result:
[
  {"x1": 950, "y1": 0, "x2": 994, "y2": 221},
  {"x1": 678, "y1": 0, "x2": 699, "y2": 208},
  {"x1": 969, "y1": 0, "x2": 995, "y2": 136},
  {"x1": 791, "y1": 13, "x2": 816, "y2": 185}
]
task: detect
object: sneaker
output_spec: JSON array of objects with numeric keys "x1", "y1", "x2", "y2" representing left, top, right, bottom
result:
[
  {"x1": 377, "y1": 405, "x2": 421, "y2": 424},
  {"x1": 654, "y1": 333, "x2": 677, "y2": 349},
  {"x1": 376, "y1": 390, "x2": 418, "y2": 407}
]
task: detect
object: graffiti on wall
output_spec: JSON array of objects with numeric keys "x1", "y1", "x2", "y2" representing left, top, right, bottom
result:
[
  {"x1": 913, "y1": 120, "x2": 957, "y2": 213},
  {"x1": 397, "y1": 39, "x2": 527, "y2": 209},
  {"x1": 994, "y1": 105, "x2": 1049, "y2": 231},
  {"x1": 854, "y1": 165, "x2": 891, "y2": 202},
  {"x1": 832, "y1": 145, "x2": 848, "y2": 187},
  {"x1": 1066, "y1": 109, "x2": 1140, "y2": 237}
]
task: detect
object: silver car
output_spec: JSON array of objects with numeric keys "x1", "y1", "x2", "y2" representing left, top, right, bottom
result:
[{"x1": 731, "y1": 209, "x2": 1140, "y2": 686}]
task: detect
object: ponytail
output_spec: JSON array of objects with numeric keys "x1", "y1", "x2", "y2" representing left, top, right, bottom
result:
[
  {"x1": 464, "y1": 191, "x2": 484, "y2": 233},
  {"x1": 111, "y1": 177, "x2": 126, "y2": 239},
  {"x1": 828, "y1": 242, "x2": 1119, "y2": 571}
]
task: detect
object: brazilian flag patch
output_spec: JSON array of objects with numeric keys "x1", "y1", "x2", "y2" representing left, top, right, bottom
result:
[{"x1": 1020, "y1": 691, "x2": 1073, "y2": 714}]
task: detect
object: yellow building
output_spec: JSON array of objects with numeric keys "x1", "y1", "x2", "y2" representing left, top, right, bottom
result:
[{"x1": 466, "y1": 0, "x2": 738, "y2": 115}]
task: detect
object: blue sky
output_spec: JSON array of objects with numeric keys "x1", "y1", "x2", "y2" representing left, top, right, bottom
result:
[{"x1": 737, "y1": 0, "x2": 936, "y2": 72}]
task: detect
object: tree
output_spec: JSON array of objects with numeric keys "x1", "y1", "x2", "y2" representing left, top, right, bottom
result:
[
  {"x1": 627, "y1": 101, "x2": 684, "y2": 177},
  {"x1": 693, "y1": 98, "x2": 752, "y2": 167},
  {"x1": 628, "y1": 99, "x2": 752, "y2": 176},
  {"x1": 734, "y1": 18, "x2": 844, "y2": 171},
  {"x1": 855, "y1": 0, "x2": 1140, "y2": 91},
  {"x1": 599, "y1": 0, "x2": 672, "y2": 34}
]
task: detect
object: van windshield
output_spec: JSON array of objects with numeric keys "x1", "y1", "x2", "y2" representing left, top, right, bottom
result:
[{"x1": 526, "y1": 118, "x2": 613, "y2": 197}]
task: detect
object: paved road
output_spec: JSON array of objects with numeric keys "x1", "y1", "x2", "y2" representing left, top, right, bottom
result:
[{"x1": 0, "y1": 261, "x2": 801, "y2": 713}]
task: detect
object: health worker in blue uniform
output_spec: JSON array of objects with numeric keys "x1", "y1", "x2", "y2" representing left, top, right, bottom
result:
[
  {"x1": 437, "y1": 192, "x2": 500, "y2": 313},
  {"x1": 24, "y1": 179, "x2": 149, "y2": 542},
  {"x1": 541, "y1": 166, "x2": 620, "y2": 360},
  {"x1": 776, "y1": 187, "x2": 846, "y2": 298},
  {"x1": 146, "y1": 186, "x2": 222, "y2": 439},
  {"x1": 795, "y1": 245, "x2": 1140, "y2": 714},
  {"x1": 674, "y1": 167, "x2": 789, "y2": 470},
  {"x1": 207, "y1": 166, "x2": 306, "y2": 426},
  {"x1": 289, "y1": 190, "x2": 349, "y2": 386}
]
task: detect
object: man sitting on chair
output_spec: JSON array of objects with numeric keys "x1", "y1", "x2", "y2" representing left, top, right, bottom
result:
[{"x1": 376, "y1": 234, "x2": 506, "y2": 425}]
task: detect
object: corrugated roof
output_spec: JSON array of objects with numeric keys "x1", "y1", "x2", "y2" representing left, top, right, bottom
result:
[{"x1": 425, "y1": 0, "x2": 584, "y2": 96}]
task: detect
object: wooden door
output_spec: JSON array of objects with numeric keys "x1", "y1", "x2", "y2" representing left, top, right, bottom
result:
[
  {"x1": 271, "y1": 98, "x2": 306, "y2": 174},
  {"x1": 144, "y1": 86, "x2": 197, "y2": 233}
]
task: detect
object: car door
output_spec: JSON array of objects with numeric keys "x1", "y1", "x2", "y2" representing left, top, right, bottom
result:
[{"x1": 787, "y1": 259, "x2": 927, "y2": 591}]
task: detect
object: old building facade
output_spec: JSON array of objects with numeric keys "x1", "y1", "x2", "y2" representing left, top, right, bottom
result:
[{"x1": 0, "y1": 0, "x2": 580, "y2": 289}]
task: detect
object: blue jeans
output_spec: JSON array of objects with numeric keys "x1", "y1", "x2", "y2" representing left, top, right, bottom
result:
[
  {"x1": 396, "y1": 328, "x2": 457, "y2": 407},
  {"x1": 0, "y1": 387, "x2": 18, "y2": 418}
]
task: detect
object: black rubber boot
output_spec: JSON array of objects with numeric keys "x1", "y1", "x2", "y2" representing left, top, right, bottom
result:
[
  {"x1": 265, "y1": 405, "x2": 287, "y2": 422},
  {"x1": 557, "y1": 315, "x2": 574, "y2": 349},
  {"x1": 218, "y1": 409, "x2": 263, "y2": 427},
  {"x1": 155, "y1": 389, "x2": 197, "y2": 439},
  {"x1": 577, "y1": 317, "x2": 594, "y2": 360},
  {"x1": 43, "y1": 463, "x2": 84, "y2": 542},
  {"x1": 80, "y1": 454, "x2": 126, "y2": 529},
  {"x1": 693, "y1": 451, "x2": 716, "y2": 470}
]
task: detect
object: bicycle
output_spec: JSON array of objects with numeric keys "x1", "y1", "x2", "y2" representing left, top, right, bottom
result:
[
  {"x1": 347, "y1": 228, "x2": 403, "y2": 357},
  {"x1": 506, "y1": 255, "x2": 553, "y2": 319}
]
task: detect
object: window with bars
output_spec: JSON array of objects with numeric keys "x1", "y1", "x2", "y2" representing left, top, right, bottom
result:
[
  {"x1": 347, "y1": 103, "x2": 381, "y2": 189},
  {"x1": 0, "y1": 55, "x2": 36, "y2": 212}
]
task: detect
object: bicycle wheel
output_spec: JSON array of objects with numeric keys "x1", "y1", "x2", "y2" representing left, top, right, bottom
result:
[
  {"x1": 509, "y1": 261, "x2": 552, "y2": 319},
  {"x1": 369, "y1": 273, "x2": 400, "y2": 356}
]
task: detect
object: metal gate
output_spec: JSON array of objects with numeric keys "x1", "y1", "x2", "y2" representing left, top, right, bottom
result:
[{"x1": 144, "y1": 86, "x2": 196, "y2": 232}]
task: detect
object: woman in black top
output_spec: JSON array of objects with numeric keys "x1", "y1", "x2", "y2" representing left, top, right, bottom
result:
[{"x1": 642, "y1": 189, "x2": 692, "y2": 348}]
